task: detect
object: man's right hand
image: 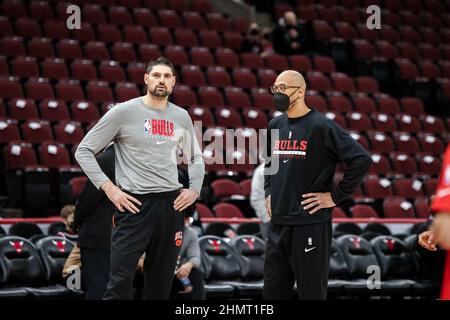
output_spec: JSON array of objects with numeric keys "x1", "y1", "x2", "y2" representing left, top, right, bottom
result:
[
  {"x1": 418, "y1": 230, "x2": 438, "y2": 251},
  {"x1": 265, "y1": 195, "x2": 272, "y2": 220},
  {"x1": 101, "y1": 181, "x2": 142, "y2": 214}
]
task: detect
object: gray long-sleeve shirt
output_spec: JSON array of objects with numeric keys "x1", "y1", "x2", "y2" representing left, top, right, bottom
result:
[
  {"x1": 75, "y1": 97, "x2": 205, "y2": 194},
  {"x1": 178, "y1": 225, "x2": 201, "y2": 269}
]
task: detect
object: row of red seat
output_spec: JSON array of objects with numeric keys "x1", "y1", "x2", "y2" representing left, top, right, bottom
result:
[
  {"x1": 210, "y1": 176, "x2": 437, "y2": 201},
  {"x1": 1, "y1": 138, "x2": 443, "y2": 178},
  {"x1": 274, "y1": 0, "x2": 446, "y2": 19},
  {"x1": 197, "y1": 198, "x2": 432, "y2": 220},
  {"x1": 1, "y1": 24, "x2": 244, "y2": 50},
  {"x1": 2, "y1": 0, "x2": 217, "y2": 21}
]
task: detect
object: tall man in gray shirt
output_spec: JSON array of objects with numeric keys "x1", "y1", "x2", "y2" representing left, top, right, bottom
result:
[{"x1": 75, "y1": 57, "x2": 205, "y2": 300}]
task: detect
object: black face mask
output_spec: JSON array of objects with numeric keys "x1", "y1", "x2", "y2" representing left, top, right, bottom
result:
[{"x1": 273, "y1": 89, "x2": 299, "y2": 112}]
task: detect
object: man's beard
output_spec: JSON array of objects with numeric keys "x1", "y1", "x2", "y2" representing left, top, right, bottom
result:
[{"x1": 150, "y1": 85, "x2": 170, "y2": 98}]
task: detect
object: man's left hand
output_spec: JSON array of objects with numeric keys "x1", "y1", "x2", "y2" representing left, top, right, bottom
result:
[
  {"x1": 431, "y1": 213, "x2": 450, "y2": 250},
  {"x1": 301, "y1": 192, "x2": 336, "y2": 214},
  {"x1": 174, "y1": 189, "x2": 199, "y2": 212}
]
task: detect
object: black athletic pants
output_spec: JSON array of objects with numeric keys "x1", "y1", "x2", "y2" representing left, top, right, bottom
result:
[
  {"x1": 103, "y1": 190, "x2": 184, "y2": 300},
  {"x1": 263, "y1": 220, "x2": 332, "y2": 300},
  {"x1": 80, "y1": 247, "x2": 110, "y2": 300}
]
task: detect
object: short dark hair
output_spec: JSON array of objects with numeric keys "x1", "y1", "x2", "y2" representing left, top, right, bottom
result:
[{"x1": 146, "y1": 56, "x2": 175, "y2": 75}]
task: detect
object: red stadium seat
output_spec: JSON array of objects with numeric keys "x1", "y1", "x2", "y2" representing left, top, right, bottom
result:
[
  {"x1": 196, "y1": 203, "x2": 215, "y2": 219},
  {"x1": 207, "y1": 67, "x2": 232, "y2": 88},
  {"x1": 396, "y1": 114, "x2": 421, "y2": 133},
  {"x1": 21, "y1": 120, "x2": 53, "y2": 144},
  {"x1": 233, "y1": 68, "x2": 258, "y2": 89},
  {"x1": 42, "y1": 18, "x2": 65, "y2": 42},
  {"x1": 367, "y1": 131, "x2": 395, "y2": 153},
  {"x1": 251, "y1": 88, "x2": 273, "y2": 111},
  {"x1": 302, "y1": 93, "x2": 324, "y2": 112},
  {"x1": 417, "y1": 133, "x2": 445, "y2": 155},
  {"x1": 4, "y1": 141, "x2": 38, "y2": 169},
  {"x1": 400, "y1": 97, "x2": 425, "y2": 116},
  {"x1": 215, "y1": 48, "x2": 240, "y2": 68},
  {"x1": 39, "y1": 99, "x2": 70, "y2": 121},
  {"x1": 11, "y1": 56, "x2": 39, "y2": 78},
  {"x1": 206, "y1": 13, "x2": 229, "y2": 32},
  {"x1": 70, "y1": 101, "x2": 100, "y2": 124},
  {"x1": 7, "y1": 98, "x2": 38, "y2": 121},
  {"x1": 323, "y1": 111, "x2": 347, "y2": 128},
  {"x1": 264, "y1": 54, "x2": 289, "y2": 72},
  {"x1": 350, "y1": 204, "x2": 379, "y2": 218},
  {"x1": 383, "y1": 197, "x2": 415, "y2": 218},
  {"x1": 393, "y1": 178, "x2": 424, "y2": 198},
  {"x1": 84, "y1": 41, "x2": 110, "y2": 61},
  {"x1": 82, "y1": 4, "x2": 107, "y2": 24},
  {"x1": 213, "y1": 202, "x2": 245, "y2": 219},
  {"x1": 174, "y1": 28, "x2": 199, "y2": 47},
  {"x1": 224, "y1": 87, "x2": 251, "y2": 109},
  {"x1": 198, "y1": 86, "x2": 224, "y2": 107},
  {"x1": 99, "y1": 61, "x2": 126, "y2": 83},
  {"x1": 39, "y1": 141, "x2": 72, "y2": 168},
  {"x1": 172, "y1": 85, "x2": 198, "y2": 107},
  {"x1": 347, "y1": 112, "x2": 373, "y2": 131},
  {"x1": 27, "y1": 38, "x2": 54, "y2": 58},
  {"x1": 369, "y1": 153, "x2": 392, "y2": 175},
  {"x1": 190, "y1": 47, "x2": 214, "y2": 67},
  {"x1": 390, "y1": 152, "x2": 418, "y2": 175},
  {"x1": 211, "y1": 179, "x2": 241, "y2": 198},
  {"x1": 188, "y1": 106, "x2": 215, "y2": 127},
  {"x1": 123, "y1": 26, "x2": 148, "y2": 44},
  {"x1": 289, "y1": 55, "x2": 313, "y2": 72},
  {"x1": 25, "y1": 78, "x2": 54, "y2": 100},
  {"x1": 327, "y1": 94, "x2": 352, "y2": 113},
  {"x1": 363, "y1": 176, "x2": 394, "y2": 199},
  {"x1": 71, "y1": 59, "x2": 97, "y2": 81},
  {"x1": 331, "y1": 73, "x2": 355, "y2": 93},
  {"x1": 199, "y1": 30, "x2": 222, "y2": 48},
  {"x1": 53, "y1": 121, "x2": 84, "y2": 145},
  {"x1": 111, "y1": 43, "x2": 137, "y2": 63},
  {"x1": 133, "y1": 8, "x2": 157, "y2": 27},
  {"x1": 158, "y1": 9, "x2": 183, "y2": 29},
  {"x1": 57, "y1": 39, "x2": 83, "y2": 60},
  {"x1": 307, "y1": 72, "x2": 332, "y2": 92},
  {"x1": 0, "y1": 36, "x2": 26, "y2": 57},
  {"x1": 215, "y1": 107, "x2": 243, "y2": 128},
  {"x1": 0, "y1": 119, "x2": 20, "y2": 144},
  {"x1": 377, "y1": 95, "x2": 401, "y2": 114},
  {"x1": 15, "y1": 18, "x2": 41, "y2": 38},
  {"x1": 416, "y1": 153, "x2": 441, "y2": 176},
  {"x1": 313, "y1": 56, "x2": 336, "y2": 73},
  {"x1": 138, "y1": 43, "x2": 161, "y2": 62},
  {"x1": 115, "y1": 83, "x2": 140, "y2": 102},
  {"x1": 56, "y1": 80, "x2": 85, "y2": 101},
  {"x1": 393, "y1": 132, "x2": 420, "y2": 153},
  {"x1": 42, "y1": 58, "x2": 69, "y2": 79},
  {"x1": 108, "y1": 6, "x2": 133, "y2": 26},
  {"x1": 242, "y1": 108, "x2": 268, "y2": 129},
  {"x1": 182, "y1": 11, "x2": 207, "y2": 30},
  {"x1": 86, "y1": 81, "x2": 113, "y2": 103},
  {"x1": 181, "y1": 65, "x2": 206, "y2": 87},
  {"x1": 241, "y1": 53, "x2": 264, "y2": 70}
]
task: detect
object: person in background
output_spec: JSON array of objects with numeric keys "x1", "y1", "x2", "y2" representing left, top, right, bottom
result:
[
  {"x1": 58, "y1": 205, "x2": 78, "y2": 242},
  {"x1": 251, "y1": 158, "x2": 270, "y2": 240},
  {"x1": 72, "y1": 144, "x2": 115, "y2": 300},
  {"x1": 170, "y1": 212, "x2": 205, "y2": 300},
  {"x1": 272, "y1": 11, "x2": 312, "y2": 55}
]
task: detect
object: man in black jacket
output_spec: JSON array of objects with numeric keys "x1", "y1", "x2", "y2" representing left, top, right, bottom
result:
[
  {"x1": 73, "y1": 144, "x2": 115, "y2": 300},
  {"x1": 264, "y1": 70, "x2": 372, "y2": 299}
]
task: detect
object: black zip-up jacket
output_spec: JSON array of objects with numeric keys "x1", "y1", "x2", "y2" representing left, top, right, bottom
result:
[
  {"x1": 264, "y1": 108, "x2": 372, "y2": 225},
  {"x1": 74, "y1": 145, "x2": 115, "y2": 251}
]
